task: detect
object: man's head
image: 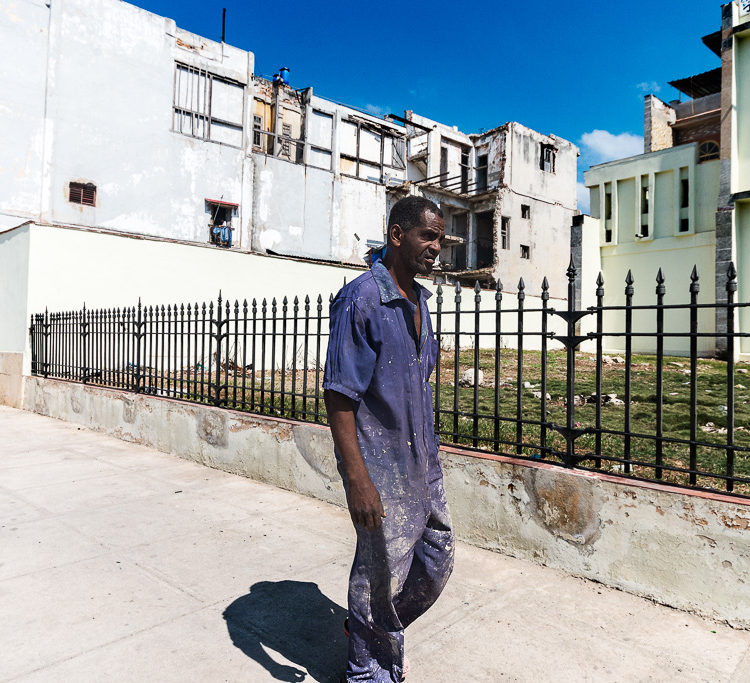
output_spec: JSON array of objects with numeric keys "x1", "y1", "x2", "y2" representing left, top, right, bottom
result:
[{"x1": 386, "y1": 196, "x2": 444, "y2": 276}]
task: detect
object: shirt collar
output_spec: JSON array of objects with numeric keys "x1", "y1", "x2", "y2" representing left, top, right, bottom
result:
[{"x1": 371, "y1": 260, "x2": 433, "y2": 305}]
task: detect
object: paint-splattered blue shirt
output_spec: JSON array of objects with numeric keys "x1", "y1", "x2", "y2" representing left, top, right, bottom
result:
[{"x1": 324, "y1": 261, "x2": 440, "y2": 499}]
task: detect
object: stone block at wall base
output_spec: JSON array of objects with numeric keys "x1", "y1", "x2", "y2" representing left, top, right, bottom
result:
[{"x1": 0, "y1": 353, "x2": 24, "y2": 408}]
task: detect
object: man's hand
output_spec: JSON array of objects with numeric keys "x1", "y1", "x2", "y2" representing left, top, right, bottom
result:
[{"x1": 346, "y1": 475, "x2": 386, "y2": 529}]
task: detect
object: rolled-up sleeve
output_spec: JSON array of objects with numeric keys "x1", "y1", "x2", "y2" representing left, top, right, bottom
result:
[{"x1": 323, "y1": 296, "x2": 376, "y2": 402}]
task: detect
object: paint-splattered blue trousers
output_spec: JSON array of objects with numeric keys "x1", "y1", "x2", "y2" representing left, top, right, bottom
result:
[{"x1": 344, "y1": 476, "x2": 454, "y2": 682}]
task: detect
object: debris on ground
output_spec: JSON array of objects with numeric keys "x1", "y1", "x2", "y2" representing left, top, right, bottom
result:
[
  {"x1": 702, "y1": 422, "x2": 727, "y2": 435},
  {"x1": 458, "y1": 368, "x2": 484, "y2": 387}
]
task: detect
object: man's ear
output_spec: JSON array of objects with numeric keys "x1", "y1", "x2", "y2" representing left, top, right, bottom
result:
[{"x1": 389, "y1": 223, "x2": 404, "y2": 247}]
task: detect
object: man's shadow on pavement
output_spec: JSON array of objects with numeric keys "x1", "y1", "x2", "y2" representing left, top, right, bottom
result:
[{"x1": 223, "y1": 580, "x2": 348, "y2": 683}]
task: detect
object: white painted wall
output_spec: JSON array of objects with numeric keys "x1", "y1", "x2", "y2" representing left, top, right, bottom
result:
[
  {"x1": 1, "y1": 0, "x2": 254, "y2": 246},
  {"x1": 0, "y1": 0, "x2": 49, "y2": 228},
  {"x1": 251, "y1": 155, "x2": 386, "y2": 262},
  {"x1": 2, "y1": 224, "x2": 568, "y2": 385},
  {"x1": 505, "y1": 123, "x2": 578, "y2": 209},
  {"x1": 0, "y1": 227, "x2": 32, "y2": 355}
]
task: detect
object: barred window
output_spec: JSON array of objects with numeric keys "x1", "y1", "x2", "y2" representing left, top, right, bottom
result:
[
  {"x1": 540, "y1": 144, "x2": 556, "y2": 173},
  {"x1": 69, "y1": 182, "x2": 96, "y2": 206},
  {"x1": 172, "y1": 63, "x2": 244, "y2": 147}
]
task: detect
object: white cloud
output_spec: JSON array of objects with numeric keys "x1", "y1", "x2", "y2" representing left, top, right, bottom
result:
[
  {"x1": 364, "y1": 103, "x2": 386, "y2": 117},
  {"x1": 577, "y1": 182, "x2": 590, "y2": 214},
  {"x1": 579, "y1": 129, "x2": 643, "y2": 166},
  {"x1": 636, "y1": 81, "x2": 661, "y2": 95}
]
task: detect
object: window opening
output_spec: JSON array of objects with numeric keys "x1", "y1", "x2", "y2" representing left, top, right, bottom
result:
[
  {"x1": 280, "y1": 123, "x2": 292, "y2": 159},
  {"x1": 440, "y1": 146, "x2": 448, "y2": 187},
  {"x1": 69, "y1": 182, "x2": 96, "y2": 206},
  {"x1": 520, "y1": 244, "x2": 530, "y2": 259},
  {"x1": 460, "y1": 149, "x2": 470, "y2": 193},
  {"x1": 604, "y1": 187, "x2": 612, "y2": 220},
  {"x1": 253, "y1": 115, "x2": 263, "y2": 147},
  {"x1": 679, "y1": 218, "x2": 690, "y2": 233},
  {"x1": 476, "y1": 211, "x2": 494, "y2": 268},
  {"x1": 501, "y1": 217, "x2": 510, "y2": 250},
  {"x1": 539, "y1": 144, "x2": 556, "y2": 173},
  {"x1": 476, "y1": 154, "x2": 488, "y2": 192},
  {"x1": 206, "y1": 200, "x2": 237, "y2": 248},
  {"x1": 521, "y1": 204, "x2": 530, "y2": 219},
  {"x1": 698, "y1": 140, "x2": 719, "y2": 163},
  {"x1": 173, "y1": 63, "x2": 244, "y2": 146},
  {"x1": 605, "y1": 229, "x2": 613, "y2": 243},
  {"x1": 680, "y1": 178, "x2": 689, "y2": 209}
]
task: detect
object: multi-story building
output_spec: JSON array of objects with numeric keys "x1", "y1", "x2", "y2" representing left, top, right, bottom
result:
[
  {"x1": 394, "y1": 114, "x2": 579, "y2": 297},
  {"x1": 583, "y1": 1, "x2": 750, "y2": 355},
  {"x1": 0, "y1": 0, "x2": 579, "y2": 297}
]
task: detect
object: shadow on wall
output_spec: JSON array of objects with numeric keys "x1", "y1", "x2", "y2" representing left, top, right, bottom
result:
[{"x1": 223, "y1": 580, "x2": 348, "y2": 682}]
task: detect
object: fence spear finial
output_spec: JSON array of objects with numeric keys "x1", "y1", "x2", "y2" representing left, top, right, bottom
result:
[
  {"x1": 727, "y1": 262, "x2": 738, "y2": 294},
  {"x1": 690, "y1": 265, "x2": 700, "y2": 294},
  {"x1": 566, "y1": 255, "x2": 576, "y2": 280}
]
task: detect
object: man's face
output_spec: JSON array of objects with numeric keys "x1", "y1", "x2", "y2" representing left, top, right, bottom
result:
[{"x1": 393, "y1": 209, "x2": 445, "y2": 275}]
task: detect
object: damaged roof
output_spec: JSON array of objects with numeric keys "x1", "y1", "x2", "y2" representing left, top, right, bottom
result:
[
  {"x1": 701, "y1": 30, "x2": 722, "y2": 57},
  {"x1": 668, "y1": 67, "x2": 722, "y2": 99}
]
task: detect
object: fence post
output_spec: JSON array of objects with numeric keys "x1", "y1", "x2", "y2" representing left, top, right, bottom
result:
[
  {"x1": 435, "y1": 284, "x2": 443, "y2": 444},
  {"x1": 726, "y1": 262, "x2": 737, "y2": 492},
  {"x1": 594, "y1": 273, "x2": 604, "y2": 469},
  {"x1": 516, "y1": 278, "x2": 525, "y2": 455},
  {"x1": 452, "y1": 282, "x2": 461, "y2": 442},
  {"x1": 472, "y1": 281, "x2": 481, "y2": 448},
  {"x1": 493, "y1": 279, "x2": 502, "y2": 452},
  {"x1": 564, "y1": 262, "x2": 576, "y2": 466},
  {"x1": 540, "y1": 277, "x2": 549, "y2": 459},
  {"x1": 81, "y1": 305, "x2": 88, "y2": 384},
  {"x1": 655, "y1": 268, "x2": 666, "y2": 479},
  {"x1": 132, "y1": 299, "x2": 143, "y2": 393},
  {"x1": 42, "y1": 308, "x2": 50, "y2": 378},
  {"x1": 689, "y1": 266, "x2": 700, "y2": 485},
  {"x1": 214, "y1": 293, "x2": 224, "y2": 407},
  {"x1": 623, "y1": 270, "x2": 634, "y2": 473}
]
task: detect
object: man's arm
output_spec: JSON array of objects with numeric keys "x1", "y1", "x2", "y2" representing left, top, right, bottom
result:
[{"x1": 324, "y1": 389, "x2": 385, "y2": 529}]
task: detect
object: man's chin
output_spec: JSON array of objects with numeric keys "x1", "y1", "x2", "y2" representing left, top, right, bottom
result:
[{"x1": 417, "y1": 261, "x2": 435, "y2": 275}]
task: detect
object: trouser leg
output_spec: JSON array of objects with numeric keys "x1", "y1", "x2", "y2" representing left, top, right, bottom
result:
[
  {"x1": 345, "y1": 497, "x2": 426, "y2": 682},
  {"x1": 393, "y1": 477, "x2": 455, "y2": 628}
]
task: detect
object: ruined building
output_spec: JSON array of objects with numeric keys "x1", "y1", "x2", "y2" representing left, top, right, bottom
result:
[
  {"x1": 0, "y1": 0, "x2": 578, "y2": 298},
  {"x1": 395, "y1": 113, "x2": 578, "y2": 296}
]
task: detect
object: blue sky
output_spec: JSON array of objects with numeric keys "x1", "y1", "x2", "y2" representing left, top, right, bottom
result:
[{"x1": 133, "y1": 0, "x2": 724, "y2": 211}]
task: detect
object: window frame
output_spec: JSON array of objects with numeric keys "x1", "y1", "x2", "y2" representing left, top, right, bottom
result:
[
  {"x1": 68, "y1": 182, "x2": 96, "y2": 207},
  {"x1": 172, "y1": 62, "x2": 245, "y2": 148},
  {"x1": 539, "y1": 143, "x2": 556, "y2": 173}
]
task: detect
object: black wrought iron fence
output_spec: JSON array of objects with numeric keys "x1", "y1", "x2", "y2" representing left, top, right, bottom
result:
[{"x1": 29, "y1": 259, "x2": 750, "y2": 498}]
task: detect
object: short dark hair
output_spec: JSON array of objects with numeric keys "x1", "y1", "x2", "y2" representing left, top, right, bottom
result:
[{"x1": 387, "y1": 196, "x2": 442, "y2": 235}]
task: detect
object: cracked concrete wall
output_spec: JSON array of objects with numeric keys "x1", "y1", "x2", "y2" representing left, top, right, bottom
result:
[{"x1": 23, "y1": 376, "x2": 750, "y2": 628}]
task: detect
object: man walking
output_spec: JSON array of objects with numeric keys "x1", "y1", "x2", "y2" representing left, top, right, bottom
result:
[{"x1": 323, "y1": 196, "x2": 454, "y2": 682}]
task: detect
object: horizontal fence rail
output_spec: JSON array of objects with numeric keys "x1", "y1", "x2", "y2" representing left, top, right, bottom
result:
[{"x1": 29, "y1": 259, "x2": 750, "y2": 498}]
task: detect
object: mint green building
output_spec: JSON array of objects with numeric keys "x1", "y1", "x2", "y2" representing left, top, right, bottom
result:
[{"x1": 584, "y1": 1, "x2": 750, "y2": 356}]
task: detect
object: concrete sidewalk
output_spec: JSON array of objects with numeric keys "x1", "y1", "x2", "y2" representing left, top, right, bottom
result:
[{"x1": 1, "y1": 406, "x2": 749, "y2": 683}]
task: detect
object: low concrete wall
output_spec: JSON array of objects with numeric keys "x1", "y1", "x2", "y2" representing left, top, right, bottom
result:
[{"x1": 23, "y1": 376, "x2": 750, "y2": 628}]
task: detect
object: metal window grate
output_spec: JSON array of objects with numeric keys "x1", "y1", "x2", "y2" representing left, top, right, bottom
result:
[{"x1": 69, "y1": 182, "x2": 96, "y2": 206}]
